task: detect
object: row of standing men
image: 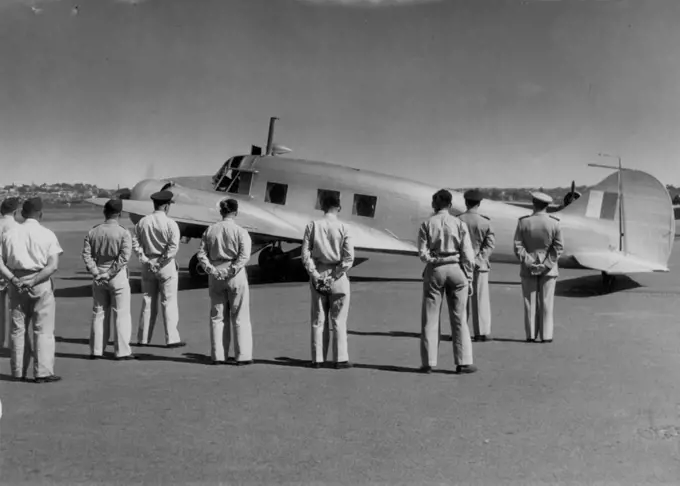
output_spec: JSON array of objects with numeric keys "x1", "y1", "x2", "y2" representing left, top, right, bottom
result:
[{"x1": 0, "y1": 187, "x2": 563, "y2": 382}]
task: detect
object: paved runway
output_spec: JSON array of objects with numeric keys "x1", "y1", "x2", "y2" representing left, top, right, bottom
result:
[{"x1": 1, "y1": 210, "x2": 680, "y2": 484}]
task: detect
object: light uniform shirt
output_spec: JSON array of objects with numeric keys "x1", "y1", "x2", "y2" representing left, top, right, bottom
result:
[
  {"x1": 458, "y1": 207, "x2": 496, "y2": 272},
  {"x1": 82, "y1": 220, "x2": 132, "y2": 277},
  {"x1": 131, "y1": 211, "x2": 180, "y2": 264},
  {"x1": 418, "y1": 209, "x2": 475, "y2": 279},
  {"x1": 0, "y1": 215, "x2": 19, "y2": 289},
  {"x1": 301, "y1": 213, "x2": 354, "y2": 278},
  {"x1": 0, "y1": 219, "x2": 63, "y2": 271},
  {"x1": 513, "y1": 212, "x2": 564, "y2": 278},
  {"x1": 197, "y1": 218, "x2": 252, "y2": 273}
]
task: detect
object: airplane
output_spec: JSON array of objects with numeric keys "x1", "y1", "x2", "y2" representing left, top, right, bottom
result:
[{"x1": 87, "y1": 117, "x2": 676, "y2": 292}]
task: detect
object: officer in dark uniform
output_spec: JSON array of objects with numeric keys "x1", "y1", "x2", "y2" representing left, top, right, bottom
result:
[
  {"x1": 513, "y1": 192, "x2": 564, "y2": 342},
  {"x1": 458, "y1": 189, "x2": 496, "y2": 342}
]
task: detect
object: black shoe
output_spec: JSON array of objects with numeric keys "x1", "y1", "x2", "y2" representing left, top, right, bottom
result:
[
  {"x1": 455, "y1": 365, "x2": 477, "y2": 374},
  {"x1": 135, "y1": 342, "x2": 148, "y2": 347},
  {"x1": 334, "y1": 361, "x2": 352, "y2": 369},
  {"x1": 34, "y1": 375, "x2": 62, "y2": 384},
  {"x1": 526, "y1": 338, "x2": 537, "y2": 343},
  {"x1": 235, "y1": 360, "x2": 254, "y2": 366},
  {"x1": 89, "y1": 355, "x2": 102, "y2": 360},
  {"x1": 479, "y1": 335, "x2": 493, "y2": 342},
  {"x1": 166, "y1": 341, "x2": 186, "y2": 349},
  {"x1": 542, "y1": 339, "x2": 553, "y2": 343},
  {"x1": 212, "y1": 360, "x2": 227, "y2": 365},
  {"x1": 12, "y1": 376, "x2": 27, "y2": 382},
  {"x1": 115, "y1": 355, "x2": 136, "y2": 361},
  {"x1": 420, "y1": 365, "x2": 432, "y2": 374},
  {"x1": 310, "y1": 362, "x2": 322, "y2": 369}
]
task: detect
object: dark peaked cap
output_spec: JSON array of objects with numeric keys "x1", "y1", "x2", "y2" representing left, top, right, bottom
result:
[
  {"x1": 150, "y1": 190, "x2": 174, "y2": 204},
  {"x1": 104, "y1": 199, "x2": 123, "y2": 213},
  {"x1": 1, "y1": 197, "x2": 19, "y2": 213},
  {"x1": 220, "y1": 198, "x2": 238, "y2": 213},
  {"x1": 464, "y1": 189, "x2": 484, "y2": 202},
  {"x1": 23, "y1": 197, "x2": 43, "y2": 213}
]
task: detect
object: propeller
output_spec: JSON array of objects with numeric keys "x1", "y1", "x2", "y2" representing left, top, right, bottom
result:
[{"x1": 563, "y1": 180, "x2": 581, "y2": 207}]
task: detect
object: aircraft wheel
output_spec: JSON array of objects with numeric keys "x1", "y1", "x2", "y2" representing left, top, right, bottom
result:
[{"x1": 189, "y1": 253, "x2": 209, "y2": 281}]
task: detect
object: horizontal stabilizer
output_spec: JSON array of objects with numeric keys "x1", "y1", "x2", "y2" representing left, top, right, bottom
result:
[{"x1": 572, "y1": 251, "x2": 669, "y2": 274}]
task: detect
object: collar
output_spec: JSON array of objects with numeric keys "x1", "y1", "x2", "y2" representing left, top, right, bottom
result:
[
  {"x1": 104, "y1": 219, "x2": 119, "y2": 225},
  {"x1": 465, "y1": 207, "x2": 479, "y2": 214},
  {"x1": 323, "y1": 213, "x2": 338, "y2": 220},
  {"x1": 436, "y1": 209, "x2": 449, "y2": 215},
  {"x1": 0, "y1": 214, "x2": 15, "y2": 220},
  {"x1": 153, "y1": 210, "x2": 166, "y2": 215},
  {"x1": 22, "y1": 218, "x2": 40, "y2": 225}
]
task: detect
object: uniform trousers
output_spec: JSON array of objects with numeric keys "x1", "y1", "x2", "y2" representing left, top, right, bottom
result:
[
  {"x1": 8, "y1": 272, "x2": 56, "y2": 379},
  {"x1": 138, "y1": 260, "x2": 181, "y2": 345},
  {"x1": 310, "y1": 263, "x2": 350, "y2": 364},
  {"x1": 521, "y1": 274, "x2": 557, "y2": 341},
  {"x1": 90, "y1": 268, "x2": 132, "y2": 358},
  {"x1": 468, "y1": 269, "x2": 492, "y2": 337},
  {"x1": 0, "y1": 286, "x2": 8, "y2": 348},
  {"x1": 208, "y1": 268, "x2": 252, "y2": 362},
  {"x1": 421, "y1": 262, "x2": 473, "y2": 367}
]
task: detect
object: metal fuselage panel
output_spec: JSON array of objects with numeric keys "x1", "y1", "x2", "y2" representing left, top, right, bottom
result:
[{"x1": 131, "y1": 156, "x2": 623, "y2": 270}]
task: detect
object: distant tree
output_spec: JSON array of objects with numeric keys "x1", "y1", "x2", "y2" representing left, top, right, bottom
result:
[{"x1": 673, "y1": 195, "x2": 680, "y2": 205}]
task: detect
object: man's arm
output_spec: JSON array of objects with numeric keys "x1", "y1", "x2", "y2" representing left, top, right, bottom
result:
[
  {"x1": 301, "y1": 222, "x2": 320, "y2": 279},
  {"x1": 333, "y1": 226, "x2": 354, "y2": 279},
  {"x1": 157, "y1": 220, "x2": 180, "y2": 269},
  {"x1": 0, "y1": 239, "x2": 19, "y2": 287},
  {"x1": 131, "y1": 223, "x2": 149, "y2": 264},
  {"x1": 26, "y1": 234, "x2": 62, "y2": 287},
  {"x1": 232, "y1": 229, "x2": 252, "y2": 276},
  {"x1": 479, "y1": 224, "x2": 496, "y2": 261},
  {"x1": 81, "y1": 230, "x2": 99, "y2": 277},
  {"x1": 459, "y1": 222, "x2": 475, "y2": 281},
  {"x1": 107, "y1": 229, "x2": 132, "y2": 278},
  {"x1": 196, "y1": 228, "x2": 216, "y2": 275},
  {"x1": 543, "y1": 224, "x2": 564, "y2": 270},
  {"x1": 513, "y1": 222, "x2": 534, "y2": 267},
  {"x1": 417, "y1": 222, "x2": 435, "y2": 264}
]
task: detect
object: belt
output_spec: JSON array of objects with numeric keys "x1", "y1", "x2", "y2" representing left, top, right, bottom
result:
[
  {"x1": 211, "y1": 258, "x2": 236, "y2": 264},
  {"x1": 11, "y1": 269, "x2": 42, "y2": 276}
]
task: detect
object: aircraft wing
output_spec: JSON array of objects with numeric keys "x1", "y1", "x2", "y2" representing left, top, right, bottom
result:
[
  {"x1": 571, "y1": 251, "x2": 669, "y2": 274},
  {"x1": 86, "y1": 198, "x2": 418, "y2": 255}
]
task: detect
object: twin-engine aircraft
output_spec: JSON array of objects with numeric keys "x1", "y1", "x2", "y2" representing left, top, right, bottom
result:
[{"x1": 89, "y1": 118, "x2": 675, "y2": 290}]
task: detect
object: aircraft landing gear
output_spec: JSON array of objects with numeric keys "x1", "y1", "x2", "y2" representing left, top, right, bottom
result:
[
  {"x1": 189, "y1": 253, "x2": 209, "y2": 281},
  {"x1": 257, "y1": 242, "x2": 302, "y2": 281},
  {"x1": 601, "y1": 272, "x2": 615, "y2": 293}
]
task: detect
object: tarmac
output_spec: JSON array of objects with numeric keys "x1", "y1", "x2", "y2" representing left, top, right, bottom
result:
[{"x1": 1, "y1": 207, "x2": 680, "y2": 484}]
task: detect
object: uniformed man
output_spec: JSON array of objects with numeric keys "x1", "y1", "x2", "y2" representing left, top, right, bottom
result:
[
  {"x1": 0, "y1": 197, "x2": 20, "y2": 350},
  {"x1": 419, "y1": 189, "x2": 477, "y2": 374},
  {"x1": 301, "y1": 193, "x2": 354, "y2": 369},
  {"x1": 0, "y1": 197, "x2": 63, "y2": 383},
  {"x1": 81, "y1": 198, "x2": 134, "y2": 360},
  {"x1": 196, "y1": 198, "x2": 253, "y2": 366},
  {"x1": 131, "y1": 190, "x2": 185, "y2": 348},
  {"x1": 513, "y1": 192, "x2": 564, "y2": 343},
  {"x1": 458, "y1": 189, "x2": 496, "y2": 342}
]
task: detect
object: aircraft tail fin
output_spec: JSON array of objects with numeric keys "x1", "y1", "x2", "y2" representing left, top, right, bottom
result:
[{"x1": 558, "y1": 168, "x2": 675, "y2": 272}]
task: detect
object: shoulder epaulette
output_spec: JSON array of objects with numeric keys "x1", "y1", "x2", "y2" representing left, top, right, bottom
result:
[
  {"x1": 549, "y1": 215, "x2": 560, "y2": 221},
  {"x1": 480, "y1": 214, "x2": 490, "y2": 221},
  {"x1": 519, "y1": 215, "x2": 530, "y2": 221}
]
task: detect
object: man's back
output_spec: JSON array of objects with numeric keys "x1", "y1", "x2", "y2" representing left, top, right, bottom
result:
[
  {"x1": 134, "y1": 211, "x2": 179, "y2": 256},
  {"x1": 458, "y1": 210, "x2": 493, "y2": 254},
  {"x1": 420, "y1": 210, "x2": 468, "y2": 256},
  {"x1": 202, "y1": 219, "x2": 250, "y2": 262},
  {"x1": 1, "y1": 220, "x2": 61, "y2": 271},
  {"x1": 515, "y1": 213, "x2": 560, "y2": 253},
  {"x1": 305, "y1": 214, "x2": 353, "y2": 265}
]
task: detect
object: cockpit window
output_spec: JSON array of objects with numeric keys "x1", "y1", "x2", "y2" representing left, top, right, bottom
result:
[
  {"x1": 213, "y1": 156, "x2": 248, "y2": 193},
  {"x1": 265, "y1": 182, "x2": 288, "y2": 205}
]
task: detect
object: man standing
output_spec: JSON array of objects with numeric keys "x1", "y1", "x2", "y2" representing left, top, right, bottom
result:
[
  {"x1": 0, "y1": 197, "x2": 19, "y2": 350},
  {"x1": 301, "y1": 193, "x2": 354, "y2": 369},
  {"x1": 513, "y1": 192, "x2": 564, "y2": 343},
  {"x1": 458, "y1": 189, "x2": 496, "y2": 342},
  {"x1": 196, "y1": 198, "x2": 253, "y2": 366},
  {"x1": 131, "y1": 190, "x2": 185, "y2": 348},
  {"x1": 81, "y1": 199, "x2": 134, "y2": 360},
  {"x1": 0, "y1": 197, "x2": 63, "y2": 383},
  {"x1": 419, "y1": 189, "x2": 477, "y2": 374}
]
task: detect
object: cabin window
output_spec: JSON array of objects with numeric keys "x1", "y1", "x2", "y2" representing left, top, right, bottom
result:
[
  {"x1": 353, "y1": 194, "x2": 377, "y2": 218},
  {"x1": 226, "y1": 172, "x2": 253, "y2": 195},
  {"x1": 265, "y1": 182, "x2": 288, "y2": 205},
  {"x1": 315, "y1": 189, "x2": 340, "y2": 210}
]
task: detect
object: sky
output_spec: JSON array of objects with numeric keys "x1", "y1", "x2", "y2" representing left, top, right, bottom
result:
[{"x1": 1, "y1": 0, "x2": 680, "y2": 189}]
